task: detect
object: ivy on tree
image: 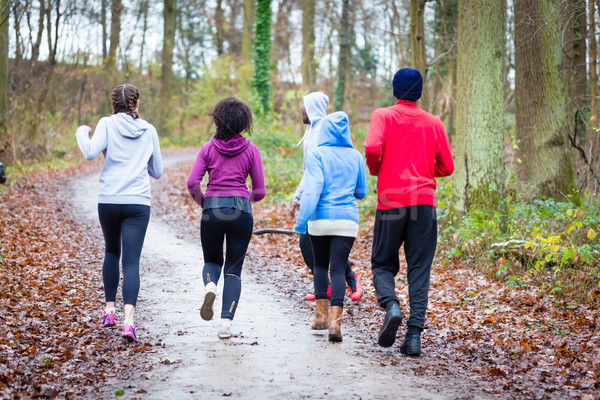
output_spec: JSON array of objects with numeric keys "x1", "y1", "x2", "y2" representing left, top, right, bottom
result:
[{"x1": 252, "y1": 0, "x2": 273, "y2": 115}]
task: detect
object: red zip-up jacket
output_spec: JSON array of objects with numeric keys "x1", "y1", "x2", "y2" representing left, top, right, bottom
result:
[{"x1": 363, "y1": 100, "x2": 454, "y2": 210}]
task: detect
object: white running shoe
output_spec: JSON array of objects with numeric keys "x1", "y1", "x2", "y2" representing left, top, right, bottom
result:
[
  {"x1": 200, "y1": 282, "x2": 217, "y2": 321},
  {"x1": 218, "y1": 318, "x2": 232, "y2": 339}
]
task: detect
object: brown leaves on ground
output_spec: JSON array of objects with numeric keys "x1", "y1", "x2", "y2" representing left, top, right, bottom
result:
[
  {"x1": 0, "y1": 163, "x2": 149, "y2": 399},
  {"x1": 157, "y1": 163, "x2": 600, "y2": 399}
]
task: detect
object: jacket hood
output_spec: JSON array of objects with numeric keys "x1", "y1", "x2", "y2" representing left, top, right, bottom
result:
[
  {"x1": 303, "y1": 92, "x2": 329, "y2": 127},
  {"x1": 211, "y1": 135, "x2": 250, "y2": 156},
  {"x1": 110, "y1": 113, "x2": 150, "y2": 138},
  {"x1": 318, "y1": 111, "x2": 353, "y2": 148}
]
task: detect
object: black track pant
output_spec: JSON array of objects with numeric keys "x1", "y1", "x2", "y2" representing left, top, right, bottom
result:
[
  {"x1": 371, "y1": 205, "x2": 437, "y2": 331},
  {"x1": 98, "y1": 204, "x2": 150, "y2": 307},
  {"x1": 201, "y1": 208, "x2": 253, "y2": 319},
  {"x1": 300, "y1": 233, "x2": 356, "y2": 288},
  {"x1": 309, "y1": 235, "x2": 355, "y2": 308}
]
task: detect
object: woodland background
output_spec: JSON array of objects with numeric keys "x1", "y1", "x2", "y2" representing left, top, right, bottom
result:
[{"x1": 0, "y1": 0, "x2": 599, "y2": 302}]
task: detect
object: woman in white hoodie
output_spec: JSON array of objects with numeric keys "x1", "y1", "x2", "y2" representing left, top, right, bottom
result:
[{"x1": 76, "y1": 84, "x2": 163, "y2": 343}]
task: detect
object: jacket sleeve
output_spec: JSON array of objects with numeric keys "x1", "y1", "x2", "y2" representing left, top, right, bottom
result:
[
  {"x1": 147, "y1": 127, "x2": 163, "y2": 179},
  {"x1": 76, "y1": 119, "x2": 108, "y2": 160},
  {"x1": 434, "y1": 125, "x2": 455, "y2": 177},
  {"x1": 355, "y1": 153, "x2": 368, "y2": 200},
  {"x1": 249, "y1": 146, "x2": 266, "y2": 202},
  {"x1": 363, "y1": 111, "x2": 385, "y2": 176},
  {"x1": 187, "y1": 147, "x2": 208, "y2": 206},
  {"x1": 294, "y1": 151, "x2": 324, "y2": 234}
]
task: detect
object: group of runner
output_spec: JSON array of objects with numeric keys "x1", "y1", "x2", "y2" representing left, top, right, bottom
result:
[{"x1": 77, "y1": 67, "x2": 454, "y2": 356}]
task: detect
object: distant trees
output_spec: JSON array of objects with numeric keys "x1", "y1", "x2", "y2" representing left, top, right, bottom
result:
[
  {"x1": 334, "y1": 0, "x2": 351, "y2": 111},
  {"x1": 409, "y1": 0, "x2": 428, "y2": 111},
  {"x1": 301, "y1": 0, "x2": 316, "y2": 90}
]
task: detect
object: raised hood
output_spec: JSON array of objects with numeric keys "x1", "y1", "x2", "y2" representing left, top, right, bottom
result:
[
  {"x1": 303, "y1": 92, "x2": 329, "y2": 127},
  {"x1": 318, "y1": 111, "x2": 354, "y2": 148},
  {"x1": 110, "y1": 113, "x2": 150, "y2": 138}
]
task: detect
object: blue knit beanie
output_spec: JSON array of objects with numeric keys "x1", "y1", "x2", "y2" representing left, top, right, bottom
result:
[{"x1": 392, "y1": 68, "x2": 423, "y2": 101}]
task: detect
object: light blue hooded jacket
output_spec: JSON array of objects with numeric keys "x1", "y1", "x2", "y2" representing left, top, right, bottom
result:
[
  {"x1": 293, "y1": 92, "x2": 329, "y2": 203},
  {"x1": 76, "y1": 113, "x2": 163, "y2": 206},
  {"x1": 294, "y1": 111, "x2": 368, "y2": 234}
]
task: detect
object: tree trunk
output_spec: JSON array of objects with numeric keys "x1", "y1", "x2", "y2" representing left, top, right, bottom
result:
[
  {"x1": 139, "y1": 0, "x2": 149, "y2": 71},
  {"x1": 45, "y1": 0, "x2": 60, "y2": 66},
  {"x1": 161, "y1": 0, "x2": 177, "y2": 132},
  {"x1": 0, "y1": 0, "x2": 9, "y2": 154},
  {"x1": 562, "y1": 0, "x2": 587, "y2": 148},
  {"x1": 107, "y1": 0, "x2": 122, "y2": 71},
  {"x1": 273, "y1": 0, "x2": 292, "y2": 69},
  {"x1": 301, "y1": 0, "x2": 316, "y2": 89},
  {"x1": 409, "y1": 0, "x2": 428, "y2": 110},
  {"x1": 334, "y1": 0, "x2": 351, "y2": 111},
  {"x1": 241, "y1": 0, "x2": 255, "y2": 60},
  {"x1": 514, "y1": 0, "x2": 580, "y2": 202},
  {"x1": 252, "y1": 0, "x2": 273, "y2": 115},
  {"x1": 101, "y1": 0, "x2": 107, "y2": 60},
  {"x1": 214, "y1": 0, "x2": 225, "y2": 55},
  {"x1": 453, "y1": 0, "x2": 506, "y2": 213},
  {"x1": 31, "y1": 0, "x2": 45, "y2": 64},
  {"x1": 588, "y1": 0, "x2": 598, "y2": 191},
  {"x1": 227, "y1": 0, "x2": 242, "y2": 57}
]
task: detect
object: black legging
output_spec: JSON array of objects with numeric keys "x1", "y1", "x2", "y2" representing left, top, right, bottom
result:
[
  {"x1": 200, "y1": 207, "x2": 253, "y2": 319},
  {"x1": 299, "y1": 233, "x2": 357, "y2": 289},
  {"x1": 309, "y1": 235, "x2": 356, "y2": 308},
  {"x1": 98, "y1": 204, "x2": 150, "y2": 307}
]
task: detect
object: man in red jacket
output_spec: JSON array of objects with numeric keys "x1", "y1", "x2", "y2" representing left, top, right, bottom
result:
[{"x1": 363, "y1": 68, "x2": 454, "y2": 356}]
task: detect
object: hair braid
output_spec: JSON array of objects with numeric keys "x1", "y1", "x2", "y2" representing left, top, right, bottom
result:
[{"x1": 111, "y1": 84, "x2": 140, "y2": 119}]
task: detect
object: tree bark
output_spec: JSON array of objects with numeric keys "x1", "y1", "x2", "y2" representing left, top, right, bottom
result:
[
  {"x1": 138, "y1": 0, "x2": 149, "y2": 71},
  {"x1": 0, "y1": 0, "x2": 9, "y2": 154},
  {"x1": 301, "y1": 0, "x2": 316, "y2": 89},
  {"x1": 241, "y1": 0, "x2": 255, "y2": 60},
  {"x1": 453, "y1": 0, "x2": 506, "y2": 213},
  {"x1": 514, "y1": 0, "x2": 580, "y2": 201},
  {"x1": 410, "y1": 0, "x2": 428, "y2": 110},
  {"x1": 334, "y1": 0, "x2": 351, "y2": 111},
  {"x1": 107, "y1": 0, "x2": 122, "y2": 70},
  {"x1": 214, "y1": 0, "x2": 225, "y2": 55}
]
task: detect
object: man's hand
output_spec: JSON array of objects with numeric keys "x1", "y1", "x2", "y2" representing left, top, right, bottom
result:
[{"x1": 289, "y1": 202, "x2": 300, "y2": 220}]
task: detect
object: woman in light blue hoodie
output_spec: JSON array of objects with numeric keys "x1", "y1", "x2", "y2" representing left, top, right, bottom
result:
[
  {"x1": 76, "y1": 83, "x2": 163, "y2": 343},
  {"x1": 294, "y1": 111, "x2": 367, "y2": 342}
]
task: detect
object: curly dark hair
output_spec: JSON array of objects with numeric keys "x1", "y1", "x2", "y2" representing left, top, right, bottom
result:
[
  {"x1": 210, "y1": 97, "x2": 253, "y2": 141},
  {"x1": 111, "y1": 83, "x2": 140, "y2": 119}
]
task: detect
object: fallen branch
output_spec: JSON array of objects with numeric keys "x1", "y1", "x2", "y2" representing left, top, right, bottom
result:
[{"x1": 253, "y1": 228, "x2": 297, "y2": 236}]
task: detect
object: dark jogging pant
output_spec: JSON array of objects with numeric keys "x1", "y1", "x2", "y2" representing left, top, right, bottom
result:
[
  {"x1": 309, "y1": 235, "x2": 356, "y2": 308},
  {"x1": 371, "y1": 205, "x2": 437, "y2": 331},
  {"x1": 200, "y1": 208, "x2": 253, "y2": 320},
  {"x1": 98, "y1": 204, "x2": 151, "y2": 307},
  {"x1": 300, "y1": 233, "x2": 357, "y2": 289}
]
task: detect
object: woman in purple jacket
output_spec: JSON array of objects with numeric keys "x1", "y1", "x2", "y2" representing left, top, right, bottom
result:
[{"x1": 187, "y1": 97, "x2": 266, "y2": 339}]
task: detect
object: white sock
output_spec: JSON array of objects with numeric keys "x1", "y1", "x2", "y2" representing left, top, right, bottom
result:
[
  {"x1": 124, "y1": 319, "x2": 134, "y2": 326},
  {"x1": 105, "y1": 307, "x2": 115, "y2": 314},
  {"x1": 205, "y1": 282, "x2": 217, "y2": 293}
]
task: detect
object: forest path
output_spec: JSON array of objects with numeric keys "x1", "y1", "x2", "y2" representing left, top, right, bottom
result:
[{"x1": 71, "y1": 150, "x2": 485, "y2": 399}]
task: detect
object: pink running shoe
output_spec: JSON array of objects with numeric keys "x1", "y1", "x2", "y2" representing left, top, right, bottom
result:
[
  {"x1": 101, "y1": 310, "x2": 116, "y2": 327},
  {"x1": 122, "y1": 323, "x2": 138, "y2": 343}
]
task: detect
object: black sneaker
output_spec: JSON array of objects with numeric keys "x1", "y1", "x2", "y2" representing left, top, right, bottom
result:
[
  {"x1": 400, "y1": 334, "x2": 421, "y2": 356},
  {"x1": 377, "y1": 303, "x2": 403, "y2": 347}
]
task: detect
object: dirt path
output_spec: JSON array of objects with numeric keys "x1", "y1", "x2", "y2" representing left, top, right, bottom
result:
[{"x1": 71, "y1": 150, "x2": 489, "y2": 399}]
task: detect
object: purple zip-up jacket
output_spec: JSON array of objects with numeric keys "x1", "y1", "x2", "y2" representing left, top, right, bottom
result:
[{"x1": 187, "y1": 135, "x2": 266, "y2": 207}]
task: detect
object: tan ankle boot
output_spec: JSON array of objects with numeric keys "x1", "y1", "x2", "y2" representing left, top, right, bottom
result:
[
  {"x1": 328, "y1": 306, "x2": 343, "y2": 342},
  {"x1": 311, "y1": 299, "x2": 329, "y2": 330}
]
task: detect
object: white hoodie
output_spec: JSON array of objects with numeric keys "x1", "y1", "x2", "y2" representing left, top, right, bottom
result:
[
  {"x1": 76, "y1": 113, "x2": 163, "y2": 206},
  {"x1": 293, "y1": 92, "x2": 329, "y2": 203}
]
